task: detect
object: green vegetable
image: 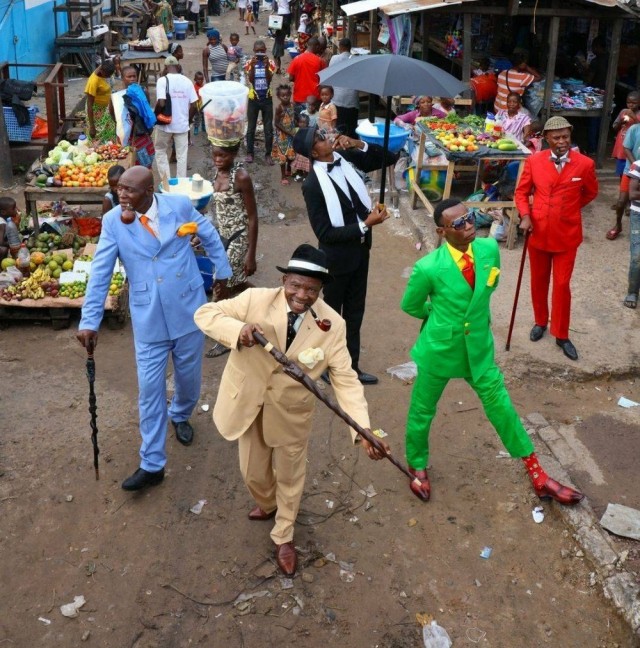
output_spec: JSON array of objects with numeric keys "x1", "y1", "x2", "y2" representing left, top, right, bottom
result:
[{"x1": 444, "y1": 113, "x2": 462, "y2": 124}]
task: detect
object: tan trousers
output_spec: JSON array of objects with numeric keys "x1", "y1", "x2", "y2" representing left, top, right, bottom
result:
[
  {"x1": 238, "y1": 409, "x2": 308, "y2": 544},
  {"x1": 153, "y1": 129, "x2": 189, "y2": 181}
]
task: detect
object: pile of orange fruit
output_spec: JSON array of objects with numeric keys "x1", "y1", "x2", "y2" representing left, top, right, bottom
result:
[{"x1": 54, "y1": 162, "x2": 112, "y2": 188}]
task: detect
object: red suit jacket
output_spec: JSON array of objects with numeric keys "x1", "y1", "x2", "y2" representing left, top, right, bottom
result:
[{"x1": 514, "y1": 149, "x2": 598, "y2": 252}]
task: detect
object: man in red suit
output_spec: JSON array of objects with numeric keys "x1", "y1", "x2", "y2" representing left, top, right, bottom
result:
[{"x1": 515, "y1": 116, "x2": 598, "y2": 361}]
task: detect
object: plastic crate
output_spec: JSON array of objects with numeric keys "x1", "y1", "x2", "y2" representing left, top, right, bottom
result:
[{"x1": 4, "y1": 105, "x2": 39, "y2": 143}]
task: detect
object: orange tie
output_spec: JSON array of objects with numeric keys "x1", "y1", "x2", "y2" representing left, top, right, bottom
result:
[
  {"x1": 461, "y1": 252, "x2": 475, "y2": 289},
  {"x1": 139, "y1": 215, "x2": 157, "y2": 239}
]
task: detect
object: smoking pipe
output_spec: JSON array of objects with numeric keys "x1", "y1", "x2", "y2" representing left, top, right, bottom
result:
[
  {"x1": 120, "y1": 204, "x2": 136, "y2": 225},
  {"x1": 308, "y1": 306, "x2": 331, "y2": 331}
]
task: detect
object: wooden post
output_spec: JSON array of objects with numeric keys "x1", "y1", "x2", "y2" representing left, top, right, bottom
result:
[
  {"x1": 421, "y1": 11, "x2": 428, "y2": 61},
  {"x1": 596, "y1": 18, "x2": 622, "y2": 168},
  {"x1": 462, "y1": 12, "x2": 471, "y2": 83},
  {"x1": 0, "y1": 107, "x2": 13, "y2": 188},
  {"x1": 541, "y1": 16, "x2": 560, "y2": 125}
]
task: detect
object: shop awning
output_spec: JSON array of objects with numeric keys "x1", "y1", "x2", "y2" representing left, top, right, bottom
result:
[{"x1": 341, "y1": 0, "x2": 620, "y2": 17}]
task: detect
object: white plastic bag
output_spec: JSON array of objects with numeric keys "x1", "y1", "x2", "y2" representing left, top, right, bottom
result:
[
  {"x1": 147, "y1": 25, "x2": 169, "y2": 53},
  {"x1": 423, "y1": 620, "x2": 452, "y2": 648}
]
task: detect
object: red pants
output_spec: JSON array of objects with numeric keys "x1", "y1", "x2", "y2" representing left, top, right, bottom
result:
[{"x1": 528, "y1": 245, "x2": 577, "y2": 340}]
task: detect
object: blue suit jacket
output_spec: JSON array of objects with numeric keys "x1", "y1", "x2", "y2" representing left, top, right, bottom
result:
[{"x1": 80, "y1": 194, "x2": 232, "y2": 343}]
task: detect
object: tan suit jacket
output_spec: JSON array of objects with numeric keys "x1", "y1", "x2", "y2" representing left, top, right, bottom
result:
[{"x1": 194, "y1": 287, "x2": 370, "y2": 447}]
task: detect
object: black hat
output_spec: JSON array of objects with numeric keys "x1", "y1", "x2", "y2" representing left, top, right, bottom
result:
[
  {"x1": 292, "y1": 126, "x2": 318, "y2": 159},
  {"x1": 276, "y1": 244, "x2": 333, "y2": 283}
]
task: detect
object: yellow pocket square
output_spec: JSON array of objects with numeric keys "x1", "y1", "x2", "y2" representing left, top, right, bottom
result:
[
  {"x1": 487, "y1": 267, "x2": 500, "y2": 287},
  {"x1": 298, "y1": 347, "x2": 324, "y2": 369},
  {"x1": 177, "y1": 222, "x2": 198, "y2": 237}
]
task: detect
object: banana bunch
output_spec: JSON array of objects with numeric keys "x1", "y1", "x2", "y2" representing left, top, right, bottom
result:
[{"x1": 19, "y1": 267, "x2": 51, "y2": 299}]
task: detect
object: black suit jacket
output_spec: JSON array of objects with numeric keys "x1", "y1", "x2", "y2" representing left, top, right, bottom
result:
[{"x1": 302, "y1": 144, "x2": 398, "y2": 275}]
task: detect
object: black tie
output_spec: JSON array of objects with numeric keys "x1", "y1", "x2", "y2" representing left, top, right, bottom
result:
[
  {"x1": 286, "y1": 312, "x2": 298, "y2": 350},
  {"x1": 327, "y1": 158, "x2": 342, "y2": 172}
]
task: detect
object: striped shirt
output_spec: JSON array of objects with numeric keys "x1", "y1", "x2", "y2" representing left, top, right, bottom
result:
[
  {"x1": 208, "y1": 44, "x2": 229, "y2": 77},
  {"x1": 628, "y1": 161, "x2": 640, "y2": 214},
  {"x1": 494, "y1": 69, "x2": 535, "y2": 112}
]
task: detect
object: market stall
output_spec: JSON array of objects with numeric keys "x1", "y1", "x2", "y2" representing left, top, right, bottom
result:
[
  {"x1": 25, "y1": 141, "x2": 131, "y2": 234},
  {"x1": 120, "y1": 47, "x2": 171, "y2": 86},
  {"x1": 409, "y1": 118, "x2": 530, "y2": 249}
]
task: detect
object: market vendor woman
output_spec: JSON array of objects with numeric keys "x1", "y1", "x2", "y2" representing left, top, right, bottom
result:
[
  {"x1": 85, "y1": 59, "x2": 116, "y2": 142},
  {"x1": 496, "y1": 92, "x2": 532, "y2": 144},
  {"x1": 394, "y1": 96, "x2": 446, "y2": 127}
]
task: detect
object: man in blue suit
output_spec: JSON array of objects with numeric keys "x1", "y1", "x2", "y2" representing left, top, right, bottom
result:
[{"x1": 77, "y1": 167, "x2": 232, "y2": 491}]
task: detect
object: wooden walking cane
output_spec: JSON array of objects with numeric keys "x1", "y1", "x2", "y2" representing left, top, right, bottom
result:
[
  {"x1": 252, "y1": 331, "x2": 428, "y2": 501},
  {"x1": 505, "y1": 230, "x2": 530, "y2": 351}
]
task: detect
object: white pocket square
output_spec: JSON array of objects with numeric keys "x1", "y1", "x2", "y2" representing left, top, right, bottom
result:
[
  {"x1": 298, "y1": 347, "x2": 324, "y2": 369},
  {"x1": 571, "y1": 177, "x2": 582, "y2": 181}
]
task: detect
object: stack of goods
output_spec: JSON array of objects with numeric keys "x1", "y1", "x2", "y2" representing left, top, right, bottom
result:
[
  {"x1": 550, "y1": 79, "x2": 605, "y2": 111},
  {"x1": 200, "y1": 81, "x2": 249, "y2": 147}
]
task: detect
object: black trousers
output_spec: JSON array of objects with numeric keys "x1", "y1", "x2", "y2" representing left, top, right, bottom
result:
[
  {"x1": 336, "y1": 106, "x2": 359, "y2": 138},
  {"x1": 246, "y1": 97, "x2": 274, "y2": 156},
  {"x1": 322, "y1": 250, "x2": 369, "y2": 370}
]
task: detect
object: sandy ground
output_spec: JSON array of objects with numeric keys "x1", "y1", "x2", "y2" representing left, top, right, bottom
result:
[{"x1": 1, "y1": 14, "x2": 639, "y2": 648}]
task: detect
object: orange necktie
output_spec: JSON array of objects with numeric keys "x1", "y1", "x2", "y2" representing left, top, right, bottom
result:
[
  {"x1": 461, "y1": 252, "x2": 475, "y2": 289},
  {"x1": 139, "y1": 215, "x2": 157, "y2": 239}
]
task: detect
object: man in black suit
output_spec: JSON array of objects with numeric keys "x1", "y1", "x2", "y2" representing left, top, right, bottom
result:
[{"x1": 293, "y1": 126, "x2": 398, "y2": 384}]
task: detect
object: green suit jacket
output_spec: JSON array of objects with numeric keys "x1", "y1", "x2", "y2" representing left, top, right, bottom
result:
[{"x1": 401, "y1": 237, "x2": 501, "y2": 382}]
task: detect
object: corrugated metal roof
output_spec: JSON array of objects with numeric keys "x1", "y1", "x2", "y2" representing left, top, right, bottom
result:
[{"x1": 342, "y1": 0, "x2": 622, "y2": 17}]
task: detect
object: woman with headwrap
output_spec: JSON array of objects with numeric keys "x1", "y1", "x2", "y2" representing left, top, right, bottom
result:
[
  {"x1": 85, "y1": 59, "x2": 117, "y2": 141},
  {"x1": 202, "y1": 29, "x2": 228, "y2": 82},
  {"x1": 393, "y1": 95, "x2": 446, "y2": 127}
]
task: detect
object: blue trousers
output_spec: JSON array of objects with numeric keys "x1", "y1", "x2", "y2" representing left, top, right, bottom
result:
[{"x1": 135, "y1": 329, "x2": 204, "y2": 471}]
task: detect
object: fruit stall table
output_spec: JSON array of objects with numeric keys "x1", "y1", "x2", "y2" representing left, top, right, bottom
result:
[
  {"x1": 25, "y1": 158, "x2": 132, "y2": 235},
  {"x1": 0, "y1": 289, "x2": 128, "y2": 330},
  {"x1": 409, "y1": 123, "x2": 531, "y2": 250}
]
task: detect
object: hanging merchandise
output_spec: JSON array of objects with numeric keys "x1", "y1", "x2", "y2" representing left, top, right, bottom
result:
[{"x1": 445, "y1": 31, "x2": 462, "y2": 58}]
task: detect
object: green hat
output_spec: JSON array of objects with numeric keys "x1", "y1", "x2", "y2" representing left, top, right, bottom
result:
[{"x1": 543, "y1": 116, "x2": 573, "y2": 132}]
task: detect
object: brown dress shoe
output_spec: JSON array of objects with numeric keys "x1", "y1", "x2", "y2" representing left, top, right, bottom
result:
[
  {"x1": 248, "y1": 506, "x2": 277, "y2": 521},
  {"x1": 275, "y1": 541, "x2": 297, "y2": 576},
  {"x1": 408, "y1": 468, "x2": 431, "y2": 501},
  {"x1": 534, "y1": 476, "x2": 584, "y2": 505}
]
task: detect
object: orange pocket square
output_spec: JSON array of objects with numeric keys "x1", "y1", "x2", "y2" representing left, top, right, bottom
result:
[{"x1": 177, "y1": 222, "x2": 198, "y2": 237}]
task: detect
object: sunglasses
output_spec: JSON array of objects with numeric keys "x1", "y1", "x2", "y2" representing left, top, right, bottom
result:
[{"x1": 445, "y1": 211, "x2": 475, "y2": 230}]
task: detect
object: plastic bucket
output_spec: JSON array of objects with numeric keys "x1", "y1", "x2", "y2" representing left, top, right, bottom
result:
[
  {"x1": 174, "y1": 20, "x2": 188, "y2": 40},
  {"x1": 355, "y1": 121, "x2": 410, "y2": 153},
  {"x1": 196, "y1": 255, "x2": 214, "y2": 292},
  {"x1": 200, "y1": 81, "x2": 249, "y2": 146}
]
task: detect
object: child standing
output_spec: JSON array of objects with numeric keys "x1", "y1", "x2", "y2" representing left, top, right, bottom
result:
[
  {"x1": 193, "y1": 71, "x2": 205, "y2": 135},
  {"x1": 297, "y1": 13, "x2": 310, "y2": 53},
  {"x1": 317, "y1": 85, "x2": 337, "y2": 131},
  {"x1": 607, "y1": 91, "x2": 640, "y2": 241},
  {"x1": 272, "y1": 84, "x2": 296, "y2": 185},
  {"x1": 102, "y1": 164, "x2": 125, "y2": 214},
  {"x1": 301, "y1": 94, "x2": 319, "y2": 127},
  {"x1": 291, "y1": 113, "x2": 311, "y2": 181},
  {"x1": 0, "y1": 197, "x2": 21, "y2": 260},
  {"x1": 206, "y1": 142, "x2": 259, "y2": 356},
  {"x1": 237, "y1": 0, "x2": 246, "y2": 21},
  {"x1": 226, "y1": 34, "x2": 244, "y2": 81},
  {"x1": 245, "y1": 4, "x2": 256, "y2": 35}
]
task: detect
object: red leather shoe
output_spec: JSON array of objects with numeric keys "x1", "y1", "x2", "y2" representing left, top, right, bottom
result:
[
  {"x1": 534, "y1": 477, "x2": 584, "y2": 505},
  {"x1": 248, "y1": 506, "x2": 277, "y2": 521},
  {"x1": 275, "y1": 541, "x2": 297, "y2": 576},
  {"x1": 408, "y1": 468, "x2": 431, "y2": 502}
]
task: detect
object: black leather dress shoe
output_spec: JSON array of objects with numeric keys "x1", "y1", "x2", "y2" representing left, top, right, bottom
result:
[
  {"x1": 172, "y1": 420, "x2": 194, "y2": 446},
  {"x1": 529, "y1": 324, "x2": 547, "y2": 342},
  {"x1": 356, "y1": 370, "x2": 379, "y2": 385},
  {"x1": 122, "y1": 467, "x2": 165, "y2": 491},
  {"x1": 556, "y1": 338, "x2": 578, "y2": 361}
]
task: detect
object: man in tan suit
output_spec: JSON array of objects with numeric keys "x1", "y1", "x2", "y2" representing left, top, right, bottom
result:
[{"x1": 194, "y1": 245, "x2": 389, "y2": 576}]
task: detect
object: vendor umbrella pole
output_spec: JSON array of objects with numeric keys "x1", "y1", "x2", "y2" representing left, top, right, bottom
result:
[
  {"x1": 252, "y1": 331, "x2": 428, "y2": 501},
  {"x1": 505, "y1": 230, "x2": 530, "y2": 351},
  {"x1": 85, "y1": 339, "x2": 100, "y2": 480},
  {"x1": 377, "y1": 96, "x2": 393, "y2": 206}
]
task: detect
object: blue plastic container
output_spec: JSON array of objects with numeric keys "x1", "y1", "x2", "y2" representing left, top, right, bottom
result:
[
  {"x1": 196, "y1": 255, "x2": 214, "y2": 292},
  {"x1": 355, "y1": 121, "x2": 410, "y2": 153},
  {"x1": 4, "y1": 105, "x2": 38, "y2": 142},
  {"x1": 174, "y1": 20, "x2": 188, "y2": 40},
  {"x1": 288, "y1": 47, "x2": 300, "y2": 59}
]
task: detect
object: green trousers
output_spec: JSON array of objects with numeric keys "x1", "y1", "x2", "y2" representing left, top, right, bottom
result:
[{"x1": 405, "y1": 364, "x2": 535, "y2": 469}]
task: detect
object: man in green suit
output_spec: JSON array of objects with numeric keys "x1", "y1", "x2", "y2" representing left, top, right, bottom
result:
[{"x1": 401, "y1": 199, "x2": 583, "y2": 505}]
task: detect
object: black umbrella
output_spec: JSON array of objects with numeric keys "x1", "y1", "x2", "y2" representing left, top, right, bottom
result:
[
  {"x1": 86, "y1": 340, "x2": 100, "y2": 480},
  {"x1": 319, "y1": 54, "x2": 468, "y2": 204}
]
